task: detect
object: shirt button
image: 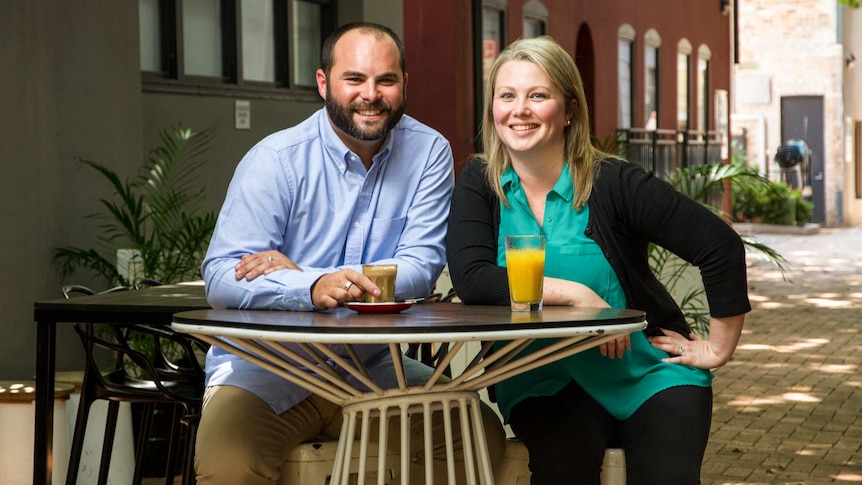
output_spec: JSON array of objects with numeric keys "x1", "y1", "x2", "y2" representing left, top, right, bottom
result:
[
  {"x1": 354, "y1": 221, "x2": 360, "y2": 228},
  {"x1": 546, "y1": 217, "x2": 552, "y2": 222},
  {"x1": 339, "y1": 165, "x2": 346, "y2": 171},
  {"x1": 298, "y1": 302, "x2": 305, "y2": 309}
]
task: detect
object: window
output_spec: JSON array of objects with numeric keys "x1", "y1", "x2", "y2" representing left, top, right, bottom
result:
[
  {"x1": 183, "y1": 0, "x2": 222, "y2": 78},
  {"x1": 139, "y1": 0, "x2": 162, "y2": 73},
  {"x1": 242, "y1": 0, "x2": 276, "y2": 83},
  {"x1": 644, "y1": 29, "x2": 660, "y2": 129},
  {"x1": 617, "y1": 24, "x2": 635, "y2": 129},
  {"x1": 522, "y1": 0, "x2": 547, "y2": 38},
  {"x1": 482, "y1": 0, "x2": 507, "y2": 87},
  {"x1": 139, "y1": 0, "x2": 335, "y2": 96},
  {"x1": 474, "y1": 0, "x2": 508, "y2": 151},
  {"x1": 677, "y1": 39, "x2": 692, "y2": 132},
  {"x1": 697, "y1": 45, "x2": 711, "y2": 132}
]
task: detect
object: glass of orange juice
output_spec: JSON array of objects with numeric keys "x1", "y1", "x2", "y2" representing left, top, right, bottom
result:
[{"x1": 504, "y1": 235, "x2": 545, "y2": 311}]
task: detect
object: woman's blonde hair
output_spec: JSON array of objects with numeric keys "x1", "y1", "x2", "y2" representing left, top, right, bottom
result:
[{"x1": 479, "y1": 36, "x2": 600, "y2": 209}]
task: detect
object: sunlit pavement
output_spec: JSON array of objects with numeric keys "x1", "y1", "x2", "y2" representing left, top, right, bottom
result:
[{"x1": 702, "y1": 227, "x2": 862, "y2": 484}]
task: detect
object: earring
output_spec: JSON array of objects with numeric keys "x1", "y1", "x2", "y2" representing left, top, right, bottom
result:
[{"x1": 565, "y1": 120, "x2": 572, "y2": 126}]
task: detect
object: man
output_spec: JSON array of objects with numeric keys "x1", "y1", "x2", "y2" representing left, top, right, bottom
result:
[{"x1": 196, "y1": 22, "x2": 504, "y2": 483}]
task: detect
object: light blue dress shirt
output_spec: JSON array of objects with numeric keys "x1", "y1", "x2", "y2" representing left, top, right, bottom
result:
[{"x1": 201, "y1": 108, "x2": 454, "y2": 413}]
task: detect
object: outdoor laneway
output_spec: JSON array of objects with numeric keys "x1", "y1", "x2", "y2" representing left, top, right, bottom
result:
[{"x1": 702, "y1": 227, "x2": 862, "y2": 484}]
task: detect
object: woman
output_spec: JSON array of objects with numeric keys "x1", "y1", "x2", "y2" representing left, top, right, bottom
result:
[{"x1": 447, "y1": 36, "x2": 750, "y2": 484}]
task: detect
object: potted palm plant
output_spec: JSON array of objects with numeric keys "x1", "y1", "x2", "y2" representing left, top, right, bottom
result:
[{"x1": 53, "y1": 124, "x2": 217, "y2": 287}]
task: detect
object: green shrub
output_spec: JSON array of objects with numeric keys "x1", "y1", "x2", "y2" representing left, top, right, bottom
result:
[{"x1": 731, "y1": 165, "x2": 812, "y2": 226}]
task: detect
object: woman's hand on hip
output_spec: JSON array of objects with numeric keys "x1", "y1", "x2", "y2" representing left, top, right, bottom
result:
[{"x1": 648, "y1": 329, "x2": 724, "y2": 369}]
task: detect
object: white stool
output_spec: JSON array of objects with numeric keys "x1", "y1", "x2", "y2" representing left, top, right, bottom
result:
[
  {"x1": 601, "y1": 448, "x2": 626, "y2": 485},
  {"x1": 493, "y1": 440, "x2": 531, "y2": 485},
  {"x1": 493, "y1": 439, "x2": 626, "y2": 485},
  {"x1": 282, "y1": 437, "x2": 626, "y2": 484},
  {"x1": 281, "y1": 439, "x2": 398, "y2": 485},
  {"x1": 0, "y1": 380, "x2": 73, "y2": 485},
  {"x1": 55, "y1": 371, "x2": 135, "y2": 485}
]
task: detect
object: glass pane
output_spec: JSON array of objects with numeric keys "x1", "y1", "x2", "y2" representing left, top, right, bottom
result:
[
  {"x1": 697, "y1": 58, "x2": 708, "y2": 131},
  {"x1": 139, "y1": 0, "x2": 161, "y2": 72},
  {"x1": 644, "y1": 46, "x2": 658, "y2": 128},
  {"x1": 523, "y1": 18, "x2": 544, "y2": 38},
  {"x1": 293, "y1": 1, "x2": 322, "y2": 87},
  {"x1": 618, "y1": 40, "x2": 632, "y2": 129},
  {"x1": 242, "y1": 0, "x2": 276, "y2": 82},
  {"x1": 677, "y1": 53, "x2": 689, "y2": 131},
  {"x1": 183, "y1": 0, "x2": 222, "y2": 77},
  {"x1": 482, "y1": 8, "x2": 504, "y2": 87}
]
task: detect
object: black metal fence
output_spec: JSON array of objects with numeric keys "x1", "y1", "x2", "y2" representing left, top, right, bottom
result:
[
  {"x1": 616, "y1": 128, "x2": 725, "y2": 208},
  {"x1": 616, "y1": 128, "x2": 724, "y2": 180}
]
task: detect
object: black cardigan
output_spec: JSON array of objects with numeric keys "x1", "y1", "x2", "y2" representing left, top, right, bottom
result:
[{"x1": 446, "y1": 157, "x2": 751, "y2": 337}]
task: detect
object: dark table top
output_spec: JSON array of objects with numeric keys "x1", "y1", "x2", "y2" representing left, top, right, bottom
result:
[
  {"x1": 34, "y1": 283, "x2": 209, "y2": 324},
  {"x1": 172, "y1": 304, "x2": 646, "y2": 337}
]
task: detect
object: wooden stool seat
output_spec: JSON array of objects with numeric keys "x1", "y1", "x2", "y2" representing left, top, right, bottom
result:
[{"x1": 0, "y1": 380, "x2": 74, "y2": 485}]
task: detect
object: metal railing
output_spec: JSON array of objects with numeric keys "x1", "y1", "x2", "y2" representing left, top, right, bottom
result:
[
  {"x1": 616, "y1": 128, "x2": 725, "y2": 208},
  {"x1": 616, "y1": 128, "x2": 724, "y2": 180}
]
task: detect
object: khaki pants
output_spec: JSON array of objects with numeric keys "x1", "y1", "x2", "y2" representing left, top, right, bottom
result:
[{"x1": 195, "y1": 385, "x2": 506, "y2": 484}]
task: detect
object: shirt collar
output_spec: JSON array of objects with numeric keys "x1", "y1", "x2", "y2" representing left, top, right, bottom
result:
[
  {"x1": 501, "y1": 163, "x2": 574, "y2": 202},
  {"x1": 319, "y1": 109, "x2": 393, "y2": 170}
]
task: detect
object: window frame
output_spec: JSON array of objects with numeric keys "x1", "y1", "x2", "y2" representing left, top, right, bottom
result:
[
  {"x1": 473, "y1": 0, "x2": 508, "y2": 151},
  {"x1": 522, "y1": 0, "x2": 548, "y2": 38},
  {"x1": 644, "y1": 29, "x2": 661, "y2": 128},
  {"x1": 676, "y1": 39, "x2": 692, "y2": 132},
  {"x1": 696, "y1": 44, "x2": 712, "y2": 132},
  {"x1": 617, "y1": 24, "x2": 636, "y2": 130},
  {"x1": 140, "y1": 0, "x2": 335, "y2": 101}
]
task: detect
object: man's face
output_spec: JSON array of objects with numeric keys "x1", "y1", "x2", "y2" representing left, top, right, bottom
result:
[{"x1": 317, "y1": 30, "x2": 406, "y2": 144}]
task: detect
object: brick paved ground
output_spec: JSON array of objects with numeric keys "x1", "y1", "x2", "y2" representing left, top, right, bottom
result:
[{"x1": 702, "y1": 227, "x2": 862, "y2": 485}]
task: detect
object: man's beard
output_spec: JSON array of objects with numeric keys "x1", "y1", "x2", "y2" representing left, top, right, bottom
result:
[{"x1": 325, "y1": 88, "x2": 406, "y2": 141}]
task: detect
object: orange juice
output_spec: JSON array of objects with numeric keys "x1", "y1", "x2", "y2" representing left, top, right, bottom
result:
[{"x1": 505, "y1": 248, "x2": 545, "y2": 303}]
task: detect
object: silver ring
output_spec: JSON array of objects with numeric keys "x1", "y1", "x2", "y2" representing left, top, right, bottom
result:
[
  {"x1": 678, "y1": 345, "x2": 686, "y2": 355},
  {"x1": 268, "y1": 255, "x2": 274, "y2": 262},
  {"x1": 344, "y1": 281, "x2": 354, "y2": 291}
]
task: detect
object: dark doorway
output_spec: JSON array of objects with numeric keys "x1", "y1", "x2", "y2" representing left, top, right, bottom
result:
[
  {"x1": 781, "y1": 96, "x2": 825, "y2": 223},
  {"x1": 575, "y1": 24, "x2": 596, "y2": 135}
]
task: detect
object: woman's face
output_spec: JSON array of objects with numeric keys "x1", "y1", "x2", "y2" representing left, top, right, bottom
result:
[{"x1": 492, "y1": 60, "x2": 570, "y2": 160}]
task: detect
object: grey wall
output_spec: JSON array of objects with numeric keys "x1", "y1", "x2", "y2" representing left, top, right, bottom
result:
[
  {"x1": 0, "y1": 0, "x2": 403, "y2": 380},
  {"x1": 1, "y1": 0, "x2": 144, "y2": 379}
]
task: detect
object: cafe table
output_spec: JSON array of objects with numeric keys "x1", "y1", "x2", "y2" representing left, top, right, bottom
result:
[
  {"x1": 32, "y1": 282, "x2": 209, "y2": 485},
  {"x1": 171, "y1": 303, "x2": 647, "y2": 485}
]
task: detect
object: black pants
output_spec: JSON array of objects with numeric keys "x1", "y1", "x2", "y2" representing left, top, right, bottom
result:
[{"x1": 509, "y1": 380, "x2": 712, "y2": 485}]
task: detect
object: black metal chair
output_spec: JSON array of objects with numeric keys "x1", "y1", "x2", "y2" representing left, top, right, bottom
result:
[{"x1": 63, "y1": 284, "x2": 206, "y2": 485}]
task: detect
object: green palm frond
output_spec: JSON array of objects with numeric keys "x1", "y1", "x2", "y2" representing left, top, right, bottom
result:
[
  {"x1": 52, "y1": 124, "x2": 217, "y2": 287},
  {"x1": 649, "y1": 161, "x2": 787, "y2": 333}
]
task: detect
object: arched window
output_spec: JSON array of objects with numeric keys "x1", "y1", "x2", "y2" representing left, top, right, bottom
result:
[
  {"x1": 677, "y1": 38, "x2": 692, "y2": 131},
  {"x1": 522, "y1": 0, "x2": 548, "y2": 38},
  {"x1": 644, "y1": 29, "x2": 661, "y2": 129},
  {"x1": 697, "y1": 44, "x2": 712, "y2": 132},
  {"x1": 618, "y1": 24, "x2": 636, "y2": 129}
]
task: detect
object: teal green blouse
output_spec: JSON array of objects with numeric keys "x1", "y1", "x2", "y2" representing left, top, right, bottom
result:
[{"x1": 495, "y1": 165, "x2": 711, "y2": 422}]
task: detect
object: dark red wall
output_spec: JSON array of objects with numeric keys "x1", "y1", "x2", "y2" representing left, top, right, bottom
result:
[{"x1": 403, "y1": 0, "x2": 731, "y2": 175}]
